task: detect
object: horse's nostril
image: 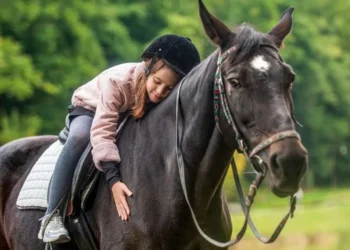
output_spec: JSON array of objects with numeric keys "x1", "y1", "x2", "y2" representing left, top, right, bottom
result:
[
  {"x1": 270, "y1": 153, "x2": 282, "y2": 177},
  {"x1": 275, "y1": 150, "x2": 307, "y2": 178},
  {"x1": 296, "y1": 162, "x2": 307, "y2": 178},
  {"x1": 271, "y1": 154, "x2": 278, "y2": 170}
]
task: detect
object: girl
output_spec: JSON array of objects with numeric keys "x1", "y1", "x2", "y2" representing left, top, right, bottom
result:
[{"x1": 38, "y1": 34, "x2": 200, "y2": 243}]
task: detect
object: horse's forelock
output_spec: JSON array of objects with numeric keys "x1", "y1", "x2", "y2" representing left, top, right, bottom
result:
[{"x1": 230, "y1": 24, "x2": 274, "y2": 64}]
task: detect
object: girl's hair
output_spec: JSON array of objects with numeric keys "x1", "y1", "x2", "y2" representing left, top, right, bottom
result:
[{"x1": 132, "y1": 58, "x2": 179, "y2": 118}]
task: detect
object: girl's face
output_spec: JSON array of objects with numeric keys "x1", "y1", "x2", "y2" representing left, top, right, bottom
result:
[{"x1": 146, "y1": 67, "x2": 179, "y2": 103}]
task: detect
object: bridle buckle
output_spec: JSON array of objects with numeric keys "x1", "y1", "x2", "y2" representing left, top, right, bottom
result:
[{"x1": 238, "y1": 139, "x2": 245, "y2": 152}]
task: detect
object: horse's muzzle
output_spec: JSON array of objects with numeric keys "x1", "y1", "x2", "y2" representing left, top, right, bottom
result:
[{"x1": 267, "y1": 138, "x2": 308, "y2": 197}]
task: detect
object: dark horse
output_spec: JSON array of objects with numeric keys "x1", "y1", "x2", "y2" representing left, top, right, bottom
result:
[{"x1": 0, "y1": 1, "x2": 307, "y2": 249}]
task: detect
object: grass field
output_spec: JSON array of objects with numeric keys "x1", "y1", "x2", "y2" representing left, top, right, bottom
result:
[{"x1": 227, "y1": 188, "x2": 350, "y2": 250}]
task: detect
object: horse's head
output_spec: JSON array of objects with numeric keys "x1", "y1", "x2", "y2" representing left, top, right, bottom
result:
[{"x1": 199, "y1": 0, "x2": 308, "y2": 197}]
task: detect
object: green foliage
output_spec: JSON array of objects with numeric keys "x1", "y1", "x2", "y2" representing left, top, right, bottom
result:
[
  {"x1": 0, "y1": 0, "x2": 348, "y2": 187},
  {"x1": 280, "y1": 0, "x2": 350, "y2": 186},
  {"x1": 0, "y1": 110, "x2": 41, "y2": 144},
  {"x1": 0, "y1": 37, "x2": 56, "y2": 100}
]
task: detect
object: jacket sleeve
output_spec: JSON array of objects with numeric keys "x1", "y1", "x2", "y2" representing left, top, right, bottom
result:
[
  {"x1": 101, "y1": 161, "x2": 122, "y2": 188},
  {"x1": 90, "y1": 73, "x2": 132, "y2": 170}
]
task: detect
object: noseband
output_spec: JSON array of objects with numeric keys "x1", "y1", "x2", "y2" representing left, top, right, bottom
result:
[{"x1": 175, "y1": 46, "x2": 301, "y2": 247}]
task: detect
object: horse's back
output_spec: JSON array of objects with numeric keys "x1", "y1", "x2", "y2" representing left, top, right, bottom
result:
[{"x1": 0, "y1": 135, "x2": 57, "y2": 179}]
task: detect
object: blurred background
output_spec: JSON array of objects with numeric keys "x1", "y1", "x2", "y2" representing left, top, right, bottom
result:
[{"x1": 0, "y1": 0, "x2": 349, "y2": 249}]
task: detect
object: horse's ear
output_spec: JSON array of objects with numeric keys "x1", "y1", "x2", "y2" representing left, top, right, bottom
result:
[
  {"x1": 198, "y1": 0, "x2": 232, "y2": 48},
  {"x1": 268, "y1": 7, "x2": 294, "y2": 48}
]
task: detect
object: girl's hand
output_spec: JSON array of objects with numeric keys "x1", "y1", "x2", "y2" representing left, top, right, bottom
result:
[{"x1": 111, "y1": 181, "x2": 133, "y2": 221}]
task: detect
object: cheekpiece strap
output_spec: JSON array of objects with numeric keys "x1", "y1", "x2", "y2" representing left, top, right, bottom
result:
[{"x1": 214, "y1": 46, "x2": 237, "y2": 134}]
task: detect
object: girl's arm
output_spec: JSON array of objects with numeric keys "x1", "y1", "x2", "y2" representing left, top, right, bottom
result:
[
  {"x1": 91, "y1": 73, "x2": 134, "y2": 221},
  {"x1": 101, "y1": 161, "x2": 132, "y2": 221},
  {"x1": 90, "y1": 73, "x2": 132, "y2": 170},
  {"x1": 101, "y1": 161, "x2": 121, "y2": 187}
]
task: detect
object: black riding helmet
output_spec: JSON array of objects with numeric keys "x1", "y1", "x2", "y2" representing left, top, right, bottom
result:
[{"x1": 141, "y1": 34, "x2": 200, "y2": 76}]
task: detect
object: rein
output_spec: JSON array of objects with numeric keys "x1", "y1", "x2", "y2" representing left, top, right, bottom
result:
[{"x1": 175, "y1": 46, "x2": 300, "y2": 247}]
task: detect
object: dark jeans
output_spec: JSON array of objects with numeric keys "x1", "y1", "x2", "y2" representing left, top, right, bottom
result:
[{"x1": 46, "y1": 115, "x2": 93, "y2": 215}]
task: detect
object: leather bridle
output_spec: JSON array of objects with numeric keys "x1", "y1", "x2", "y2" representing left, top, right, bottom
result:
[{"x1": 175, "y1": 46, "x2": 301, "y2": 247}]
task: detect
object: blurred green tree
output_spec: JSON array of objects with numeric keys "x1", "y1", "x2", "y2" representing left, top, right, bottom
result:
[{"x1": 0, "y1": 0, "x2": 349, "y2": 187}]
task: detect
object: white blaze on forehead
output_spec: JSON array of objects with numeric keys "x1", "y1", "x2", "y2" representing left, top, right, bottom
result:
[{"x1": 250, "y1": 55, "x2": 270, "y2": 72}]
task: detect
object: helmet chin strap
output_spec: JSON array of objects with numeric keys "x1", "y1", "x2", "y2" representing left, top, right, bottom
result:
[{"x1": 144, "y1": 57, "x2": 157, "y2": 76}]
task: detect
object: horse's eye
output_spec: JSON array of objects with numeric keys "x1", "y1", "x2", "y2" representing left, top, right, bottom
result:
[
  {"x1": 290, "y1": 74, "x2": 296, "y2": 83},
  {"x1": 229, "y1": 79, "x2": 241, "y2": 88},
  {"x1": 287, "y1": 74, "x2": 295, "y2": 89}
]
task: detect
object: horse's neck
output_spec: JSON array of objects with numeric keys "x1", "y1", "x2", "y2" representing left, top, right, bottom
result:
[{"x1": 179, "y1": 52, "x2": 234, "y2": 209}]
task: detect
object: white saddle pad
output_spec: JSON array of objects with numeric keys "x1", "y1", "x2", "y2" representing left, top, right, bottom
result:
[{"x1": 16, "y1": 140, "x2": 64, "y2": 210}]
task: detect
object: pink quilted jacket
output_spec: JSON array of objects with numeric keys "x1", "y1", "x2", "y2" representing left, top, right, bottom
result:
[{"x1": 71, "y1": 62, "x2": 144, "y2": 170}]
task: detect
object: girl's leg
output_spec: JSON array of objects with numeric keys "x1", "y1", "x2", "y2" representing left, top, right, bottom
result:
[
  {"x1": 40, "y1": 115, "x2": 93, "y2": 243},
  {"x1": 46, "y1": 115, "x2": 93, "y2": 214}
]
